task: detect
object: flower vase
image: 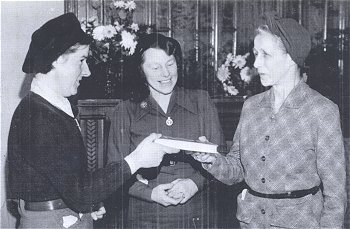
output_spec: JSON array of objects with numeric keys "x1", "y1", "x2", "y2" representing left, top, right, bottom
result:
[
  {"x1": 104, "y1": 57, "x2": 124, "y2": 99},
  {"x1": 104, "y1": 76, "x2": 115, "y2": 99}
]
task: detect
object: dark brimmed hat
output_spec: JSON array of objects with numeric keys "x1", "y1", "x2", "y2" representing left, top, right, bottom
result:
[
  {"x1": 257, "y1": 12, "x2": 311, "y2": 67},
  {"x1": 22, "y1": 13, "x2": 92, "y2": 74}
]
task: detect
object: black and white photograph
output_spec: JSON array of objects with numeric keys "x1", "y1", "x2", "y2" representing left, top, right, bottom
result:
[{"x1": 1, "y1": 0, "x2": 349, "y2": 228}]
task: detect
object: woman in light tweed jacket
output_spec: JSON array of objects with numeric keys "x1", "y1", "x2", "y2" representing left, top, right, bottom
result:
[{"x1": 193, "y1": 12, "x2": 347, "y2": 228}]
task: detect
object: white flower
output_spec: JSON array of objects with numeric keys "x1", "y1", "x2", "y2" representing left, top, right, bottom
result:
[
  {"x1": 226, "y1": 85, "x2": 239, "y2": 96},
  {"x1": 240, "y1": 66, "x2": 253, "y2": 83},
  {"x1": 104, "y1": 25, "x2": 117, "y2": 39},
  {"x1": 121, "y1": 30, "x2": 137, "y2": 54},
  {"x1": 114, "y1": 21, "x2": 123, "y2": 32},
  {"x1": 124, "y1": 1, "x2": 136, "y2": 11},
  {"x1": 226, "y1": 53, "x2": 234, "y2": 62},
  {"x1": 232, "y1": 54, "x2": 247, "y2": 69},
  {"x1": 128, "y1": 45, "x2": 136, "y2": 55},
  {"x1": 92, "y1": 26, "x2": 106, "y2": 41},
  {"x1": 130, "y1": 23, "x2": 139, "y2": 32},
  {"x1": 113, "y1": 0, "x2": 125, "y2": 8},
  {"x1": 217, "y1": 65, "x2": 230, "y2": 82}
]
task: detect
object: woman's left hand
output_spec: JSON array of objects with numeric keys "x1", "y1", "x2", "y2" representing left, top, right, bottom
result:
[{"x1": 166, "y1": 179, "x2": 198, "y2": 204}]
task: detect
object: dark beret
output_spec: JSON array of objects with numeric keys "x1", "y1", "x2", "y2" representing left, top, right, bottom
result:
[
  {"x1": 258, "y1": 12, "x2": 311, "y2": 67},
  {"x1": 22, "y1": 13, "x2": 92, "y2": 74}
]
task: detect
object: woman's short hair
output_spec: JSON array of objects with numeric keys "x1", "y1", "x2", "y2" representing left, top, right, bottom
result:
[
  {"x1": 42, "y1": 42, "x2": 90, "y2": 74},
  {"x1": 128, "y1": 33, "x2": 183, "y2": 102}
]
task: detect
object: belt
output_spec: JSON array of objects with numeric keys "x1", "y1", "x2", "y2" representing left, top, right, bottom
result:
[
  {"x1": 24, "y1": 199, "x2": 67, "y2": 211},
  {"x1": 247, "y1": 185, "x2": 320, "y2": 199}
]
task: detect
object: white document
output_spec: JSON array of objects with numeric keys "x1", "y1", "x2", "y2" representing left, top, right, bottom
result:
[{"x1": 155, "y1": 136, "x2": 219, "y2": 154}]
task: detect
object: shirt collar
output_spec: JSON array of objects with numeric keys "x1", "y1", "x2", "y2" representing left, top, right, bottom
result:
[
  {"x1": 258, "y1": 76, "x2": 308, "y2": 109},
  {"x1": 135, "y1": 87, "x2": 198, "y2": 121},
  {"x1": 169, "y1": 87, "x2": 198, "y2": 114},
  {"x1": 30, "y1": 77, "x2": 75, "y2": 117}
]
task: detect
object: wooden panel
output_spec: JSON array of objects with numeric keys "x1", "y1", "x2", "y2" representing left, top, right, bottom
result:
[
  {"x1": 212, "y1": 97, "x2": 244, "y2": 142},
  {"x1": 79, "y1": 115, "x2": 108, "y2": 171},
  {"x1": 77, "y1": 99, "x2": 121, "y2": 171}
]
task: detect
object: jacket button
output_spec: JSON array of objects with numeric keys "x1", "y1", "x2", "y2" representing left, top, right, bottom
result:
[
  {"x1": 261, "y1": 209, "x2": 266, "y2": 214},
  {"x1": 265, "y1": 135, "x2": 270, "y2": 141},
  {"x1": 261, "y1": 156, "x2": 266, "y2": 161},
  {"x1": 261, "y1": 178, "x2": 266, "y2": 183},
  {"x1": 270, "y1": 115, "x2": 276, "y2": 122}
]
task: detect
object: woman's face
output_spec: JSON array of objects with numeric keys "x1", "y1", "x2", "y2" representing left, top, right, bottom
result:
[
  {"x1": 253, "y1": 32, "x2": 292, "y2": 87},
  {"x1": 53, "y1": 45, "x2": 91, "y2": 97},
  {"x1": 141, "y1": 48, "x2": 178, "y2": 95}
]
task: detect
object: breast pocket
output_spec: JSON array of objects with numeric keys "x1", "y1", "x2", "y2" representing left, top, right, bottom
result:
[{"x1": 270, "y1": 192, "x2": 322, "y2": 228}]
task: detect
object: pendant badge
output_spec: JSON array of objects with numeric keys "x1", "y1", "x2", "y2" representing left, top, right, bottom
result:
[
  {"x1": 140, "y1": 101, "x2": 148, "y2": 109},
  {"x1": 166, "y1": 117, "x2": 173, "y2": 126}
]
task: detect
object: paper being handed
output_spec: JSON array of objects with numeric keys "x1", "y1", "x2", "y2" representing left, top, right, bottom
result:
[{"x1": 155, "y1": 136, "x2": 227, "y2": 154}]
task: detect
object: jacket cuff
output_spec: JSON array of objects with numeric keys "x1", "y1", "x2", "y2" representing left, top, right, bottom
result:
[
  {"x1": 124, "y1": 156, "x2": 137, "y2": 174},
  {"x1": 129, "y1": 181, "x2": 154, "y2": 203}
]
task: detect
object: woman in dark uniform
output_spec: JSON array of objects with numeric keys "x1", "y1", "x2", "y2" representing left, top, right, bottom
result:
[
  {"x1": 7, "y1": 13, "x2": 178, "y2": 229},
  {"x1": 108, "y1": 33, "x2": 224, "y2": 228}
]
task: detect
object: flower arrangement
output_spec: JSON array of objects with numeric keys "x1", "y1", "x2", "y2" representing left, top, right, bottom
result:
[
  {"x1": 217, "y1": 52, "x2": 259, "y2": 97},
  {"x1": 81, "y1": 0, "x2": 138, "y2": 64},
  {"x1": 80, "y1": 0, "x2": 153, "y2": 98}
]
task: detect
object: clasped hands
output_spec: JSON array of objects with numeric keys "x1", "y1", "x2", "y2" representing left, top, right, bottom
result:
[{"x1": 151, "y1": 178, "x2": 198, "y2": 207}]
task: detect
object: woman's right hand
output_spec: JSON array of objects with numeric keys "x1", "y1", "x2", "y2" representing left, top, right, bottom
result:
[
  {"x1": 151, "y1": 183, "x2": 183, "y2": 207},
  {"x1": 192, "y1": 136, "x2": 218, "y2": 168},
  {"x1": 192, "y1": 152, "x2": 217, "y2": 164},
  {"x1": 126, "y1": 133, "x2": 180, "y2": 173}
]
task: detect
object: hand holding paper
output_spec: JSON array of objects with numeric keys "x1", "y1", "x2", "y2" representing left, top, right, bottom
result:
[
  {"x1": 192, "y1": 152, "x2": 218, "y2": 165},
  {"x1": 191, "y1": 136, "x2": 219, "y2": 168},
  {"x1": 126, "y1": 133, "x2": 180, "y2": 173}
]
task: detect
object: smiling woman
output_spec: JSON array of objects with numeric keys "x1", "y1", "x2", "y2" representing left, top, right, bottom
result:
[
  {"x1": 107, "y1": 33, "x2": 225, "y2": 228},
  {"x1": 142, "y1": 48, "x2": 178, "y2": 95}
]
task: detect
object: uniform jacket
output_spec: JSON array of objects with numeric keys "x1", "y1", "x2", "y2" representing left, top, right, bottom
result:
[
  {"x1": 8, "y1": 92, "x2": 132, "y2": 213},
  {"x1": 206, "y1": 79, "x2": 347, "y2": 228},
  {"x1": 108, "y1": 87, "x2": 224, "y2": 227}
]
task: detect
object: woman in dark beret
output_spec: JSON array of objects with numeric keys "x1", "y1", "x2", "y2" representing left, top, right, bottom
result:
[
  {"x1": 107, "y1": 33, "x2": 224, "y2": 228},
  {"x1": 7, "y1": 13, "x2": 178, "y2": 229},
  {"x1": 193, "y1": 12, "x2": 346, "y2": 228}
]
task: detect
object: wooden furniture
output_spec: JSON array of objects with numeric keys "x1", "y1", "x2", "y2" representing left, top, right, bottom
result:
[
  {"x1": 77, "y1": 99, "x2": 121, "y2": 170},
  {"x1": 212, "y1": 96, "x2": 244, "y2": 143}
]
